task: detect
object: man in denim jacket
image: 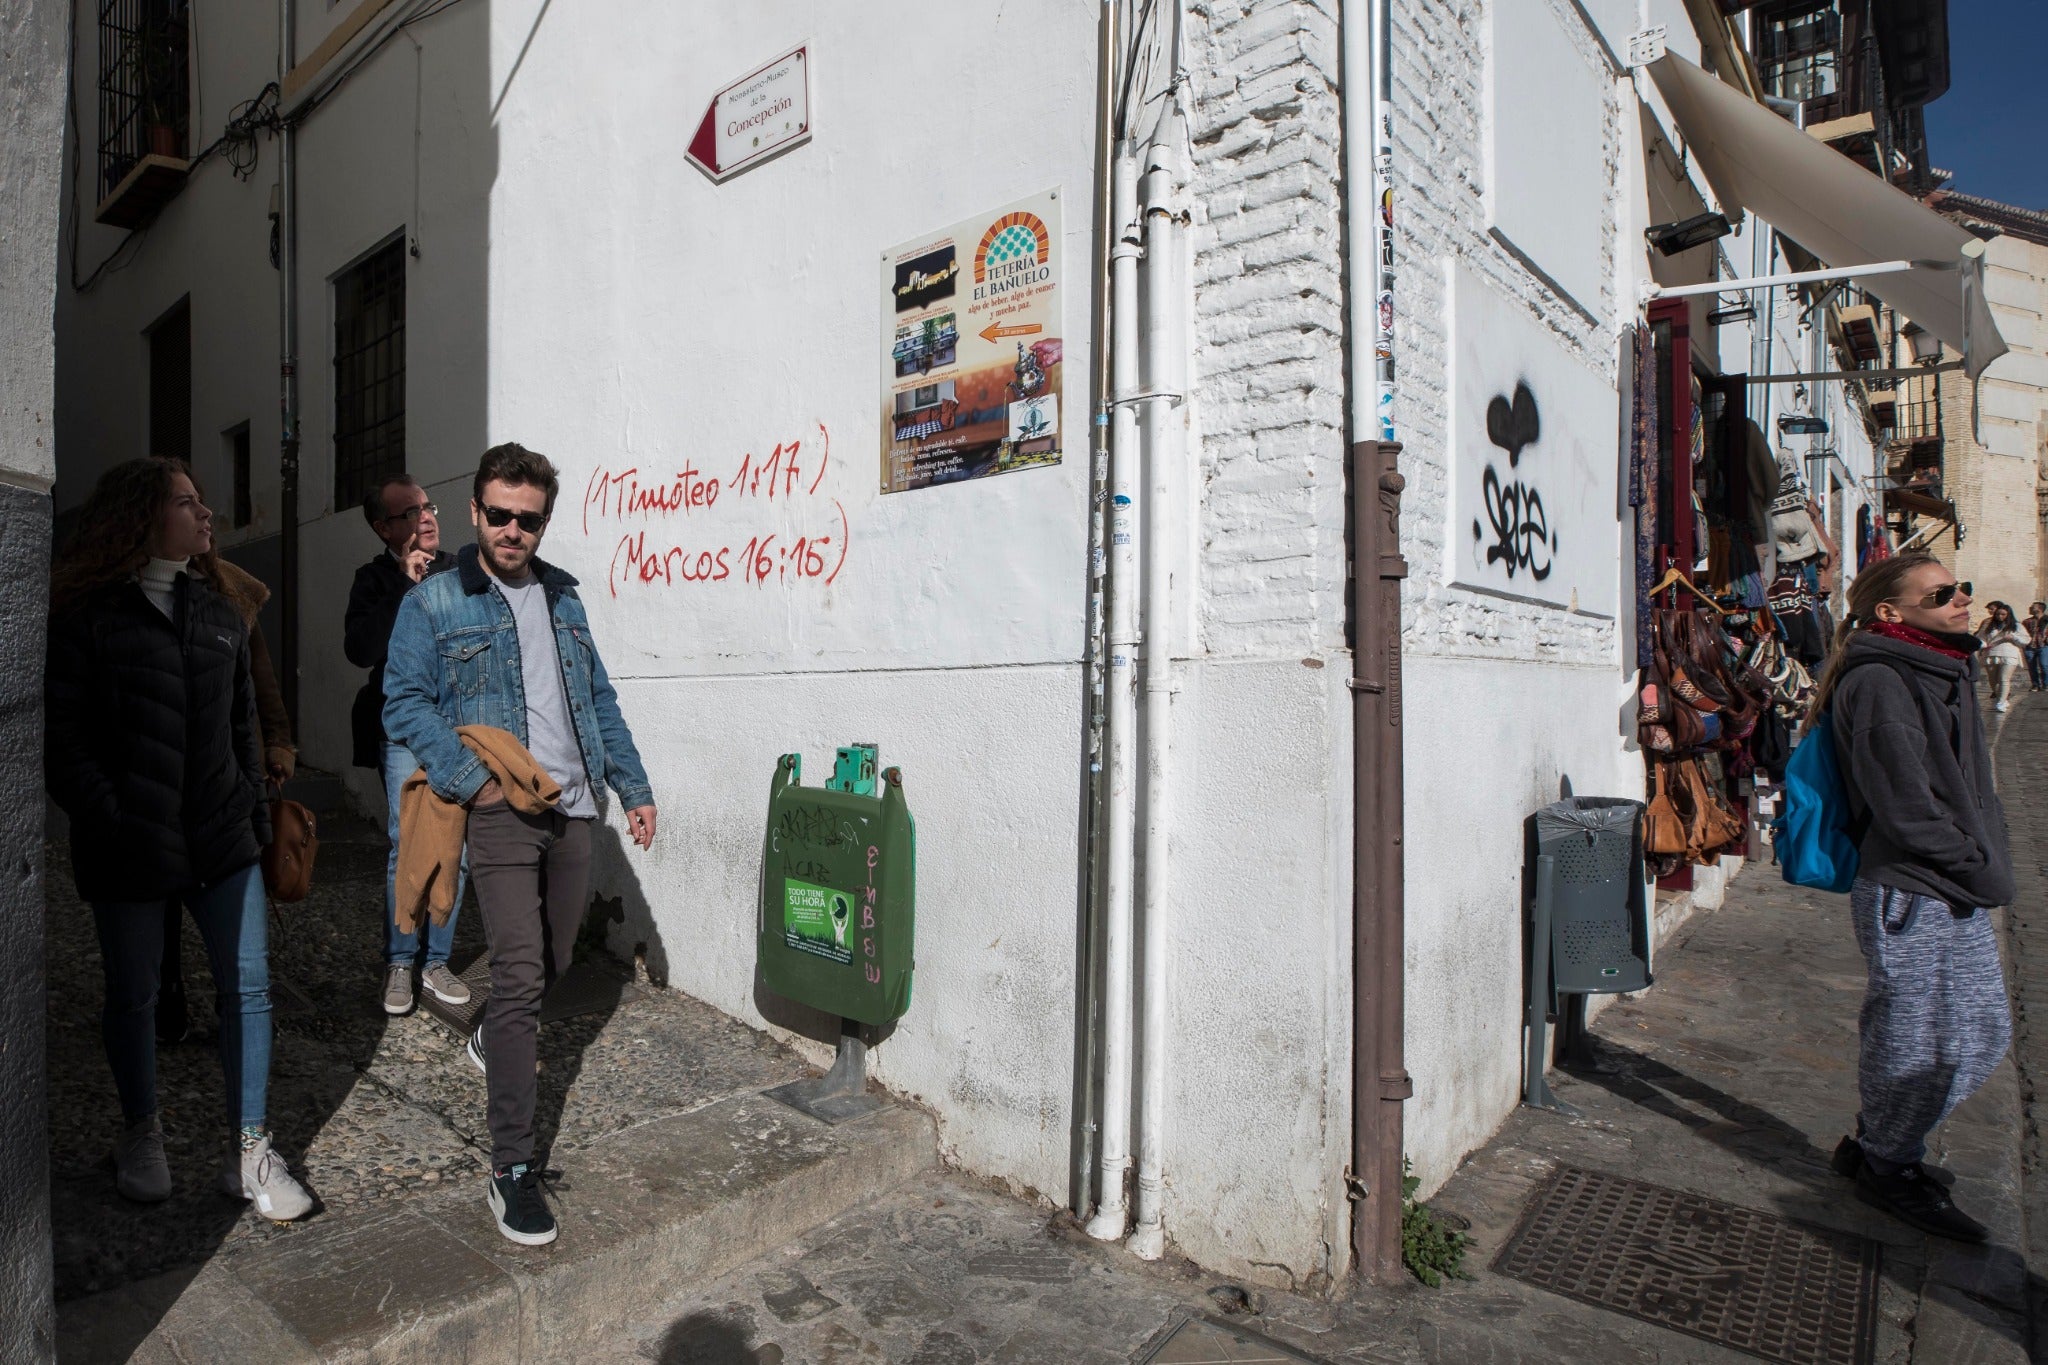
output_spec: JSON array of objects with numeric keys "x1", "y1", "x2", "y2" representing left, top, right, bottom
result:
[{"x1": 384, "y1": 442, "x2": 656, "y2": 1248}]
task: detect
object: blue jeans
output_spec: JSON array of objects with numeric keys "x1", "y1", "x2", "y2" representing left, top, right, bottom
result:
[
  {"x1": 94, "y1": 862, "x2": 271, "y2": 1127},
  {"x1": 2027, "y1": 647, "x2": 2045, "y2": 690},
  {"x1": 385, "y1": 741, "x2": 465, "y2": 965}
]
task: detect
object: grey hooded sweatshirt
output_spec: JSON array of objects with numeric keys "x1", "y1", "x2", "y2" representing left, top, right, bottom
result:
[{"x1": 1831, "y1": 630, "x2": 2014, "y2": 910}]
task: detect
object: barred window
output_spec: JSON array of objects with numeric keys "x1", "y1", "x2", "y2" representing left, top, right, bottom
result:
[
  {"x1": 333, "y1": 239, "x2": 406, "y2": 511},
  {"x1": 98, "y1": 0, "x2": 190, "y2": 198}
]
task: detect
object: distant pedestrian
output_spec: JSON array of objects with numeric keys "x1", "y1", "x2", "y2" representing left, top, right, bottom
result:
[
  {"x1": 1976, "y1": 600, "x2": 2025, "y2": 713},
  {"x1": 383, "y1": 443, "x2": 657, "y2": 1247},
  {"x1": 2023, "y1": 601, "x2": 2048, "y2": 691},
  {"x1": 344, "y1": 474, "x2": 470, "y2": 1017},
  {"x1": 45, "y1": 457, "x2": 313, "y2": 1219},
  {"x1": 1808, "y1": 553, "x2": 2012, "y2": 1242}
]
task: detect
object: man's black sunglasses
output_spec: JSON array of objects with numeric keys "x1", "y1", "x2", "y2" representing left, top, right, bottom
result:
[
  {"x1": 1912, "y1": 580, "x2": 1971, "y2": 608},
  {"x1": 478, "y1": 503, "x2": 548, "y2": 535}
]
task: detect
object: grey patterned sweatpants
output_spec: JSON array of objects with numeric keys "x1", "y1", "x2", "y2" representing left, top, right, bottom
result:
[{"x1": 1850, "y1": 878, "x2": 2012, "y2": 1166}]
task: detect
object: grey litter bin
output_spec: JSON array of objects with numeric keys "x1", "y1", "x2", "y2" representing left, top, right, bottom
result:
[{"x1": 1525, "y1": 796, "x2": 1650, "y2": 1112}]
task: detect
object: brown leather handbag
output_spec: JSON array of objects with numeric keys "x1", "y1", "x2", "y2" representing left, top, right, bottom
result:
[
  {"x1": 262, "y1": 783, "x2": 319, "y2": 903},
  {"x1": 1645, "y1": 761, "x2": 1690, "y2": 856}
]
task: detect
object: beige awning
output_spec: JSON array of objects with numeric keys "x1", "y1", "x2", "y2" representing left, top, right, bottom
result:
[{"x1": 1646, "y1": 52, "x2": 2007, "y2": 381}]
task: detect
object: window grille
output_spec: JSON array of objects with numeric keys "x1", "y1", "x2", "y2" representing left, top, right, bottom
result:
[
  {"x1": 333, "y1": 240, "x2": 407, "y2": 511},
  {"x1": 97, "y1": 0, "x2": 190, "y2": 198},
  {"x1": 1759, "y1": 2, "x2": 1841, "y2": 103},
  {"x1": 148, "y1": 297, "x2": 191, "y2": 464}
]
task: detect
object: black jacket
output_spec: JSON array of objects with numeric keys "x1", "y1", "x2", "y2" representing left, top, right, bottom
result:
[
  {"x1": 45, "y1": 575, "x2": 270, "y2": 902},
  {"x1": 1832, "y1": 631, "x2": 2014, "y2": 910},
  {"x1": 344, "y1": 549, "x2": 456, "y2": 768}
]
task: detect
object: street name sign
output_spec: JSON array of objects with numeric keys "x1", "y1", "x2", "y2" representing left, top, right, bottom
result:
[{"x1": 687, "y1": 45, "x2": 811, "y2": 182}]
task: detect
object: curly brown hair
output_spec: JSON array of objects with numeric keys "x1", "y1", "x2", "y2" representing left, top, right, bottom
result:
[{"x1": 50, "y1": 457, "x2": 218, "y2": 616}]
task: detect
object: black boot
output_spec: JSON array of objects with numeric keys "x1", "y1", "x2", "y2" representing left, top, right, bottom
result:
[{"x1": 1854, "y1": 1161, "x2": 1987, "y2": 1242}]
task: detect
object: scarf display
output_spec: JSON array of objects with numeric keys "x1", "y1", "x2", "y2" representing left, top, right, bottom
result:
[{"x1": 1629, "y1": 325, "x2": 1661, "y2": 671}]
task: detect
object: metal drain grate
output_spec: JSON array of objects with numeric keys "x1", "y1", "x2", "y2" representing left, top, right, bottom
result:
[{"x1": 1494, "y1": 1167, "x2": 1879, "y2": 1365}]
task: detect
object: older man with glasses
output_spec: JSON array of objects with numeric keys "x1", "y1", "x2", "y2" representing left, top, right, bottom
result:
[{"x1": 344, "y1": 473, "x2": 471, "y2": 1016}]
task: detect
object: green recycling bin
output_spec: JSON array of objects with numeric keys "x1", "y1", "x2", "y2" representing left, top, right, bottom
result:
[{"x1": 759, "y1": 750, "x2": 916, "y2": 1026}]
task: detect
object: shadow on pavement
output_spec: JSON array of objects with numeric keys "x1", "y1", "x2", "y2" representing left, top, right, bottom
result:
[{"x1": 654, "y1": 1309, "x2": 778, "y2": 1364}]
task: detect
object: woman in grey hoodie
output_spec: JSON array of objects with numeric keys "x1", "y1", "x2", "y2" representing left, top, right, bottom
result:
[{"x1": 1809, "y1": 552, "x2": 2014, "y2": 1242}]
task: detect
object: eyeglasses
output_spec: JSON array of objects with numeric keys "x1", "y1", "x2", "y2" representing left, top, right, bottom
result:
[
  {"x1": 383, "y1": 501, "x2": 437, "y2": 522},
  {"x1": 1909, "y1": 581, "x2": 1971, "y2": 608},
  {"x1": 478, "y1": 503, "x2": 548, "y2": 535}
]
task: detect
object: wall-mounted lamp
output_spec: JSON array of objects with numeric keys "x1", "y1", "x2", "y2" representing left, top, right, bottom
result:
[
  {"x1": 1901, "y1": 322, "x2": 1943, "y2": 366},
  {"x1": 1707, "y1": 304, "x2": 1757, "y2": 326},
  {"x1": 1645, "y1": 211, "x2": 1732, "y2": 257},
  {"x1": 1779, "y1": 413, "x2": 1830, "y2": 436}
]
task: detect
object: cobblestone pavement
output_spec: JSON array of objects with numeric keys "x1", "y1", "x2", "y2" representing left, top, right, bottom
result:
[{"x1": 44, "y1": 802, "x2": 807, "y2": 1303}]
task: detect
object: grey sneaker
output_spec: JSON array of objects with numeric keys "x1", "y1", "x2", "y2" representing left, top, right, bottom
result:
[
  {"x1": 112, "y1": 1113, "x2": 172, "y2": 1203},
  {"x1": 421, "y1": 961, "x2": 472, "y2": 1006},
  {"x1": 222, "y1": 1134, "x2": 313, "y2": 1222},
  {"x1": 382, "y1": 963, "x2": 414, "y2": 1016}
]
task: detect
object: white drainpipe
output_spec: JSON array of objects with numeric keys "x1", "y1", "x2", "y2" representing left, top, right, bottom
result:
[
  {"x1": 1085, "y1": 143, "x2": 1146, "y2": 1244},
  {"x1": 1128, "y1": 110, "x2": 1190, "y2": 1262}
]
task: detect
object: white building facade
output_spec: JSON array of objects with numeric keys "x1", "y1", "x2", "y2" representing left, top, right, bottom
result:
[{"x1": 55, "y1": 0, "x2": 1920, "y2": 1289}]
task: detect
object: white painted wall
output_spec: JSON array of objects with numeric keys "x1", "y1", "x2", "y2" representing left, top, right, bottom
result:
[{"x1": 53, "y1": 0, "x2": 1364, "y2": 1288}]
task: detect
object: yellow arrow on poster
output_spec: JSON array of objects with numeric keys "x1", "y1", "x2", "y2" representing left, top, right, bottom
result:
[{"x1": 977, "y1": 321, "x2": 1043, "y2": 344}]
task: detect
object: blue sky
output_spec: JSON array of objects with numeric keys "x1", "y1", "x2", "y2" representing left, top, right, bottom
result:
[{"x1": 1922, "y1": 1, "x2": 2048, "y2": 209}]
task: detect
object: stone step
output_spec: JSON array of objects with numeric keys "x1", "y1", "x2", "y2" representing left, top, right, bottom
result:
[{"x1": 59, "y1": 1091, "x2": 937, "y2": 1363}]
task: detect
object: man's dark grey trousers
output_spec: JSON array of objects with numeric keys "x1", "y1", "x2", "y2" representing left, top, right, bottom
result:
[{"x1": 470, "y1": 802, "x2": 593, "y2": 1170}]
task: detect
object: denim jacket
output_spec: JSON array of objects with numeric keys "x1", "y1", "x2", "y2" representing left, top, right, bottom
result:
[{"x1": 383, "y1": 544, "x2": 654, "y2": 811}]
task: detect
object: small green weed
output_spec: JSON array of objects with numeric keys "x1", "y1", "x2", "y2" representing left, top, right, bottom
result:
[{"x1": 1401, "y1": 1160, "x2": 1475, "y2": 1288}]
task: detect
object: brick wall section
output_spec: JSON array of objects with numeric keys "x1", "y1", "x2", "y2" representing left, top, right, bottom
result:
[
  {"x1": 1385, "y1": 0, "x2": 1622, "y2": 668},
  {"x1": 1185, "y1": 0, "x2": 1350, "y2": 659},
  {"x1": 1933, "y1": 362, "x2": 2043, "y2": 616}
]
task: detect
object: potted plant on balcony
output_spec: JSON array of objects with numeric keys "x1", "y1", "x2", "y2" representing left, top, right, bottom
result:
[{"x1": 117, "y1": 13, "x2": 185, "y2": 161}]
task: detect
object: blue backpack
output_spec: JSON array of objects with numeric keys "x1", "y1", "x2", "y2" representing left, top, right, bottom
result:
[{"x1": 1774, "y1": 654, "x2": 1917, "y2": 892}]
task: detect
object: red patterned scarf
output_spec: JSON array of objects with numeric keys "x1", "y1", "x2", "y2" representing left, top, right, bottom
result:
[{"x1": 1863, "y1": 620, "x2": 1978, "y2": 660}]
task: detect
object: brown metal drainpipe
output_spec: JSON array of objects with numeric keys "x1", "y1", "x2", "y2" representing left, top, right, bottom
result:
[{"x1": 1349, "y1": 438, "x2": 1411, "y2": 1283}]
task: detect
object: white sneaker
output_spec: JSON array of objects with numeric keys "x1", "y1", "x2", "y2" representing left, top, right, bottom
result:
[
  {"x1": 113, "y1": 1113, "x2": 172, "y2": 1203},
  {"x1": 1996, "y1": 700, "x2": 2010, "y2": 713},
  {"x1": 222, "y1": 1134, "x2": 313, "y2": 1221}
]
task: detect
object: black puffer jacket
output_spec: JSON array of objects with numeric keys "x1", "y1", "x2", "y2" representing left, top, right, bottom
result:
[{"x1": 45, "y1": 573, "x2": 270, "y2": 901}]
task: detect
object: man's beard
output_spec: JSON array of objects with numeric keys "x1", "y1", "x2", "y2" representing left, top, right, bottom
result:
[{"x1": 478, "y1": 529, "x2": 534, "y2": 575}]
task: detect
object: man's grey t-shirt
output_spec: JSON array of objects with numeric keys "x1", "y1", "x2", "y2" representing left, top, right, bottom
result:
[{"x1": 493, "y1": 574, "x2": 596, "y2": 818}]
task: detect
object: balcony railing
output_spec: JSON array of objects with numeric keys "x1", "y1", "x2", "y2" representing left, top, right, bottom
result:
[{"x1": 96, "y1": 0, "x2": 190, "y2": 226}]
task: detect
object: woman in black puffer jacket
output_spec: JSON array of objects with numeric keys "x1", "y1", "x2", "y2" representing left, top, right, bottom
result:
[{"x1": 45, "y1": 457, "x2": 310, "y2": 1220}]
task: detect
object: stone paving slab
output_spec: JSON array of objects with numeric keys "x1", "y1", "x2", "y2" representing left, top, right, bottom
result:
[{"x1": 58, "y1": 1094, "x2": 937, "y2": 1363}]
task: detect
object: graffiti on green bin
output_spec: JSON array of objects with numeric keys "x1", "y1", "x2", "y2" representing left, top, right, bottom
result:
[{"x1": 784, "y1": 877, "x2": 855, "y2": 965}]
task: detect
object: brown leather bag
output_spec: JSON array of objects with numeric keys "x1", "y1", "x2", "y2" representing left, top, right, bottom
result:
[
  {"x1": 1645, "y1": 761, "x2": 1690, "y2": 856},
  {"x1": 262, "y1": 785, "x2": 318, "y2": 903}
]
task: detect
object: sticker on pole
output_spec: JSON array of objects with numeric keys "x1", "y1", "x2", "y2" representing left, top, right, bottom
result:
[{"x1": 687, "y1": 45, "x2": 811, "y2": 182}]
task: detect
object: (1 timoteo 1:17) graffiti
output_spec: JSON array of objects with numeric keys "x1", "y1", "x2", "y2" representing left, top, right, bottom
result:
[{"x1": 1471, "y1": 380, "x2": 1557, "y2": 582}]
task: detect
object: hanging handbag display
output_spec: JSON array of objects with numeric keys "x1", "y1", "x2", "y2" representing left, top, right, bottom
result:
[{"x1": 262, "y1": 781, "x2": 319, "y2": 904}]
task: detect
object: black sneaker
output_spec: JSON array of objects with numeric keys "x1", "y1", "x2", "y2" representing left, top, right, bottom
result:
[
  {"x1": 465, "y1": 1024, "x2": 486, "y2": 1076},
  {"x1": 487, "y1": 1164, "x2": 557, "y2": 1246},
  {"x1": 156, "y1": 976, "x2": 190, "y2": 1045},
  {"x1": 1854, "y1": 1161, "x2": 1987, "y2": 1242},
  {"x1": 1831, "y1": 1136, "x2": 1956, "y2": 1187}
]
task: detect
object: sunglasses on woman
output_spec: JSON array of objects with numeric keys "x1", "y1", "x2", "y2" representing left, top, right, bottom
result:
[
  {"x1": 1908, "y1": 581, "x2": 1971, "y2": 608},
  {"x1": 478, "y1": 503, "x2": 548, "y2": 535}
]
